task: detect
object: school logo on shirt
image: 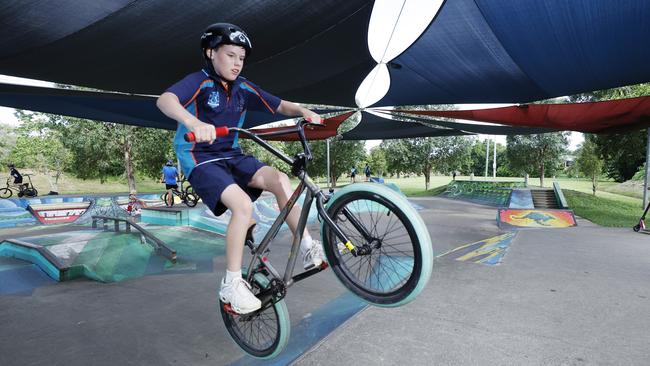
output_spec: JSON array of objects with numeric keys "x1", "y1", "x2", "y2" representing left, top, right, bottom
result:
[{"x1": 207, "y1": 91, "x2": 220, "y2": 109}]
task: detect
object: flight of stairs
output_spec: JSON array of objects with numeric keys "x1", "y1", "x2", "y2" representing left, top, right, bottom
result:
[{"x1": 531, "y1": 189, "x2": 559, "y2": 209}]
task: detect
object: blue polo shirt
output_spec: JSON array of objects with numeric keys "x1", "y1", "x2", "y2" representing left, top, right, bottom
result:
[
  {"x1": 165, "y1": 69, "x2": 281, "y2": 177},
  {"x1": 162, "y1": 165, "x2": 178, "y2": 185}
]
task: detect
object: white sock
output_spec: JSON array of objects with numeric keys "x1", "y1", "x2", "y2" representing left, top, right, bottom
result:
[
  {"x1": 300, "y1": 235, "x2": 313, "y2": 255},
  {"x1": 225, "y1": 269, "x2": 241, "y2": 284}
]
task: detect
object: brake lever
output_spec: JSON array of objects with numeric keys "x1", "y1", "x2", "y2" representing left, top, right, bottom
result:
[
  {"x1": 305, "y1": 122, "x2": 326, "y2": 129},
  {"x1": 297, "y1": 118, "x2": 325, "y2": 129}
]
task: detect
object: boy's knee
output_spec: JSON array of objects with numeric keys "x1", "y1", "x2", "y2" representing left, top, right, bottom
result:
[
  {"x1": 277, "y1": 171, "x2": 290, "y2": 185},
  {"x1": 231, "y1": 198, "x2": 253, "y2": 218},
  {"x1": 265, "y1": 170, "x2": 289, "y2": 191}
]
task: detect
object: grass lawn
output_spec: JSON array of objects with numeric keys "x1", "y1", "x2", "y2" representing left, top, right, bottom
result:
[
  {"x1": 12, "y1": 170, "x2": 162, "y2": 195},
  {"x1": 564, "y1": 190, "x2": 642, "y2": 227}
]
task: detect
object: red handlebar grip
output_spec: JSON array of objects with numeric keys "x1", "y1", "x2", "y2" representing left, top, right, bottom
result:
[
  {"x1": 184, "y1": 132, "x2": 196, "y2": 142},
  {"x1": 183, "y1": 127, "x2": 230, "y2": 142},
  {"x1": 215, "y1": 126, "x2": 230, "y2": 137}
]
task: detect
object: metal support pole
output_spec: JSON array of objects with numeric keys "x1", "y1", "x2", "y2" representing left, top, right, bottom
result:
[
  {"x1": 484, "y1": 138, "x2": 490, "y2": 178},
  {"x1": 492, "y1": 138, "x2": 497, "y2": 178},
  {"x1": 643, "y1": 128, "x2": 650, "y2": 207},
  {"x1": 326, "y1": 138, "x2": 331, "y2": 189}
]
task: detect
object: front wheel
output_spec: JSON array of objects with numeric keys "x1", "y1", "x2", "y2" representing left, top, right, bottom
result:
[
  {"x1": 321, "y1": 183, "x2": 433, "y2": 307},
  {"x1": 220, "y1": 270, "x2": 290, "y2": 359},
  {"x1": 0, "y1": 188, "x2": 11, "y2": 199}
]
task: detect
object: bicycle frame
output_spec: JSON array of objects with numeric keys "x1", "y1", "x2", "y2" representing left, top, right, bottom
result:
[
  {"x1": 170, "y1": 179, "x2": 189, "y2": 197},
  {"x1": 233, "y1": 124, "x2": 372, "y2": 297},
  {"x1": 5, "y1": 175, "x2": 32, "y2": 191}
]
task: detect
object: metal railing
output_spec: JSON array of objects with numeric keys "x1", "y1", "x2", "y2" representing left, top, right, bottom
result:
[{"x1": 91, "y1": 215, "x2": 177, "y2": 263}]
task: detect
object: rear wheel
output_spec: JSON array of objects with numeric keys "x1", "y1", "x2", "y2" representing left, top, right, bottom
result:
[
  {"x1": 184, "y1": 192, "x2": 199, "y2": 207},
  {"x1": 0, "y1": 188, "x2": 12, "y2": 199},
  {"x1": 220, "y1": 270, "x2": 290, "y2": 358},
  {"x1": 162, "y1": 192, "x2": 174, "y2": 207},
  {"x1": 321, "y1": 183, "x2": 433, "y2": 307}
]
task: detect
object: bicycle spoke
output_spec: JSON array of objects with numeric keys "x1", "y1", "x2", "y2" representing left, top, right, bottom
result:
[{"x1": 328, "y1": 193, "x2": 420, "y2": 297}]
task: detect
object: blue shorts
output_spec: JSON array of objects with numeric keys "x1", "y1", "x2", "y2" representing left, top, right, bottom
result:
[{"x1": 188, "y1": 154, "x2": 266, "y2": 216}]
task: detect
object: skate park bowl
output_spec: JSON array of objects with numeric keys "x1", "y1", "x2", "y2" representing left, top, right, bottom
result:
[{"x1": 4, "y1": 182, "x2": 647, "y2": 365}]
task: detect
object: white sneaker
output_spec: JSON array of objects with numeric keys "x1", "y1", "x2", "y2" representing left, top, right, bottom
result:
[
  {"x1": 302, "y1": 240, "x2": 326, "y2": 270},
  {"x1": 219, "y1": 277, "x2": 262, "y2": 314}
]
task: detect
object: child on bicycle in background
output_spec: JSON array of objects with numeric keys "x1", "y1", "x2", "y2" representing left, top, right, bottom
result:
[
  {"x1": 156, "y1": 23, "x2": 325, "y2": 314},
  {"x1": 161, "y1": 160, "x2": 178, "y2": 206},
  {"x1": 7, "y1": 163, "x2": 27, "y2": 193}
]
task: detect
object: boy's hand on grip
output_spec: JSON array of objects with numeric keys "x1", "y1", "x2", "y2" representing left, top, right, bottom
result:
[{"x1": 187, "y1": 120, "x2": 217, "y2": 144}]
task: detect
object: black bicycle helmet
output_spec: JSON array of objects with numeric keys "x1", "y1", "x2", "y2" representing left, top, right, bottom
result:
[
  {"x1": 7, "y1": 163, "x2": 15, "y2": 168},
  {"x1": 201, "y1": 23, "x2": 252, "y2": 81},
  {"x1": 201, "y1": 23, "x2": 252, "y2": 55},
  {"x1": 166, "y1": 160, "x2": 173, "y2": 166}
]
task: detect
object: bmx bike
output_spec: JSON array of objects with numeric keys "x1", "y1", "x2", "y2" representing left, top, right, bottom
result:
[
  {"x1": 161, "y1": 179, "x2": 198, "y2": 207},
  {"x1": 0, "y1": 174, "x2": 38, "y2": 198},
  {"x1": 185, "y1": 120, "x2": 433, "y2": 358}
]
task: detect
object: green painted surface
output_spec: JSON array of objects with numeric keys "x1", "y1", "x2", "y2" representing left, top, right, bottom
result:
[
  {"x1": 443, "y1": 181, "x2": 526, "y2": 206},
  {"x1": 2, "y1": 226, "x2": 225, "y2": 283}
]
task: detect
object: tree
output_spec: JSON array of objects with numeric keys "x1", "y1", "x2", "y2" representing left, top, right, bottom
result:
[
  {"x1": 131, "y1": 128, "x2": 176, "y2": 180},
  {"x1": 588, "y1": 132, "x2": 645, "y2": 182},
  {"x1": 318, "y1": 137, "x2": 365, "y2": 187},
  {"x1": 0, "y1": 124, "x2": 17, "y2": 165},
  {"x1": 469, "y1": 138, "x2": 488, "y2": 176},
  {"x1": 390, "y1": 136, "x2": 471, "y2": 190},
  {"x1": 575, "y1": 139, "x2": 603, "y2": 195},
  {"x1": 567, "y1": 82, "x2": 650, "y2": 182},
  {"x1": 10, "y1": 112, "x2": 72, "y2": 193},
  {"x1": 467, "y1": 138, "x2": 510, "y2": 177},
  {"x1": 33, "y1": 112, "x2": 173, "y2": 192},
  {"x1": 366, "y1": 146, "x2": 387, "y2": 177},
  {"x1": 380, "y1": 139, "x2": 412, "y2": 177},
  {"x1": 506, "y1": 132, "x2": 569, "y2": 187}
]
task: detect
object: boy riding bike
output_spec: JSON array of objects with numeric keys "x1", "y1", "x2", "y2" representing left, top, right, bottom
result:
[
  {"x1": 156, "y1": 23, "x2": 325, "y2": 314},
  {"x1": 161, "y1": 160, "x2": 179, "y2": 206},
  {"x1": 7, "y1": 163, "x2": 27, "y2": 193}
]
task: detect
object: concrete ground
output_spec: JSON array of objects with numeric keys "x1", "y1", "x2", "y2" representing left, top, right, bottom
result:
[
  {"x1": 1, "y1": 196, "x2": 649, "y2": 365},
  {"x1": 297, "y1": 198, "x2": 650, "y2": 365}
]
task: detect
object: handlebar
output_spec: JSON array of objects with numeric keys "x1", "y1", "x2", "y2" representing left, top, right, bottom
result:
[
  {"x1": 182, "y1": 120, "x2": 324, "y2": 143},
  {"x1": 183, "y1": 119, "x2": 325, "y2": 172},
  {"x1": 183, "y1": 126, "x2": 230, "y2": 142}
]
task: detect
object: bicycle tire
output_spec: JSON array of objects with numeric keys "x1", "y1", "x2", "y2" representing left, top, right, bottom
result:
[
  {"x1": 220, "y1": 270, "x2": 290, "y2": 358},
  {"x1": 321, "y1": 183, "x2": 433, "y2": 307},
  {"x1": 0, "y1": 188, "x2": 12, "y2": 199},
  {"x1": 162, "y1": 192, "x2": 174, "y2": 207},
  {"x1": 184, "y1": 192, "x2": 198, "y2": 207}
]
